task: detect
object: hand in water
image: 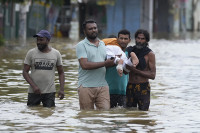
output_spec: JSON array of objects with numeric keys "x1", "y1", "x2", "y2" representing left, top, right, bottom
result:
[{"x1": 58, "y1": 90, "x2": 64, "y2": 100}]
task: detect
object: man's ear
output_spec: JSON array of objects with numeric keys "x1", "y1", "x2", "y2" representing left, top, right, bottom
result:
[
  {"x1": 129, "y1": 38, "x2": 131, "y2": 43},
  {"x1": 83, "y1": 30, "x2": 86, "y2": 35}
]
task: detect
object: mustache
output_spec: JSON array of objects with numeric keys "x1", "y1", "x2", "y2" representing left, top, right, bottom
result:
[
  {"x1": 135, "y1": 42, "x2": 147, "y2": 49},
  {"x1": 37, "y1": 44, "x2": 47, "y2": 51}
]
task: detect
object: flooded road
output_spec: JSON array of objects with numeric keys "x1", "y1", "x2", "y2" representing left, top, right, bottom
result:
[{"x1": 0, "y1": 38, "x2": 200, "y2": 132}]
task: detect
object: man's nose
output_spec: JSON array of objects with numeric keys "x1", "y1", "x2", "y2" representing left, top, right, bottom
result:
[{"x1": 92, "y1": 28, "x2": 96, "y2": 31}]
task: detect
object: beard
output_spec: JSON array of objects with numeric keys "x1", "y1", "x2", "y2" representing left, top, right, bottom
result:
[
  {"x1": 37, "y1": 44, "x2": 48, "y2": 51},
  {"x1": 119, "y1": 43, "x2": 127, "y2": 49},
  {"x1": 86, "y1": 32, "x2": 98, "y2": 40},
  {"x1": 135, "y1": 41, "x2": 148, "y2": 49}
]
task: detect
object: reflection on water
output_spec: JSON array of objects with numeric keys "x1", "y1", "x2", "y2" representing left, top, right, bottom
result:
[{"x1": 0, "y1": 38, "x2": 200, "y2": 132}]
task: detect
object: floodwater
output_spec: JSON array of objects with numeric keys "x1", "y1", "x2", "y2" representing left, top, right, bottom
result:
[{"x1": 0, "y1": 38, "x2": 200, "y2": 132}]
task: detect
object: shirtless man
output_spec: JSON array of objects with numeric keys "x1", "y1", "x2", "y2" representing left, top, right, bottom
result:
[{"x1": 125, "y1": 29, "x2": 156, "y2": 111}]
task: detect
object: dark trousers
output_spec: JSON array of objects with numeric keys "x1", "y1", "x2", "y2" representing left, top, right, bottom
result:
[
  {"x1": 27, "y1": 92, "x2": 55, "y2": 107},
  {"x1": 126, "y1": 82, "x2": 150, "y2": 111},
  {"x1": 110, "y1": 94, "x2": 126, "y2": 108}
]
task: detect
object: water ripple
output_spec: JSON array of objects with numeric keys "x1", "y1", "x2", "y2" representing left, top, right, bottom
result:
[{"x1": 0, "y1": 39, "x2": 200, "y2": 132}]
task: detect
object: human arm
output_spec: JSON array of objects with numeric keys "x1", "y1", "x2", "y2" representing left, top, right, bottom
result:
[
  {"x1": 122, "y1": 56, "x2": 133, "y2": 74},
  {"x1": 130, "y1": 52, "x2": 139, "y2": 67},
  {"x1": 79, "y1": 58, "x2": 115, "y2": 70},
  {"x1": 57, "y1": 65, "x2": 65, "y2": 100},
  {"x1": 116, "y1": 59, "x2": 123, "y2": 76},
  {"x1": 126, "y1": 52, "x2": 156, "y2": 80},
  {"x1": 76, "y1": 41, "x2": 115, "y2": 70},
  {"x1": 22, "y1": 64, "x2": 41, "y2": 94}
]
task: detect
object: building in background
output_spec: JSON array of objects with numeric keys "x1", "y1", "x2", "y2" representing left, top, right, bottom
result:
[
  {"x1": 0, "y1": 0, "x2": 200, "y2": 41},
  {"x1": 153, "y1": 0, "x2": 200, "y2": 39},
  {"x1": 78, "y1": 0, "x2": 153, "y2": 38},
  {"x1": 0, "y1": 0, "x2": 73, "y2": 40},
  {"x1": 27, "y1": 1, "x2": 72, "y2": 38}
]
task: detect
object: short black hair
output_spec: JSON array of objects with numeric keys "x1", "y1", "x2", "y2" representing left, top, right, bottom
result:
[
  {"x1": 118, "y1": 29, "x2": 131, "y2": 39},
  {"x1": 82, "y1": 19, "x2": 97, "y2": 30},
  {"x1": 107, "y1": 34, "x2": 117, "y2": 38},
  {"x1": 134, "y1": 29, "x2": 150, "y2": 42}
]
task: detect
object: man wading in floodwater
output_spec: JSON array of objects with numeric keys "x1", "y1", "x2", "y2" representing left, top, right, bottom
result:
[
  {"x1": 125, "y1": 29, "x2": 156, "y2": 111},
  {"x1": 23, "y1": 30, "x2": 65, "y2": 107},
  {"x1": 76, "y1": 19, "x2": 114, "y2": 110}
]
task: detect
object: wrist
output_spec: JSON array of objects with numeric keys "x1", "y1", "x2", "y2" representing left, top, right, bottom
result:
[
  {"x1": 59, "y1": 88, "x2": 64, "y2": 91},
  {"x1": 123, "y1": 64, "x2": 130, "y2": 72},
  {"x1": 116, "y1": 64, "x2": 123, "y2": 71},
  {"x1": 114, "y1": 57, "x2": 120, "y2": 64}
]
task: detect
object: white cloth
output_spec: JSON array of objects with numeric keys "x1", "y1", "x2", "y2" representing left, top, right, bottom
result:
[
  {"x1": 106, "y1": 45, "x2": 134, "y2": 73},
  {"x1": 106, "y1": 45, "x2": 127, "y2": 64},
  {"x1": 124, "y1": 57, "x2": 133, "y2": 66}
]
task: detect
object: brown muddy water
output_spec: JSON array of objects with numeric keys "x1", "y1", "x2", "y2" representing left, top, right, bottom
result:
[{"x1": 0, "y1": 38, "x2": 200, "y2": 132}]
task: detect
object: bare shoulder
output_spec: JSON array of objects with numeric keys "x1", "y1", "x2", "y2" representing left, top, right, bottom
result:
[
  {"x1": 146, "y1": 51, "x2": 155, "y2": 63},
  {"x1": 148, "y1": 51, "x2": 155, "y2": 57}
]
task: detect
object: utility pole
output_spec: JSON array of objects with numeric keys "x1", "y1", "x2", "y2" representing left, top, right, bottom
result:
[{"x1": 19, "y1": 1, "x2": 30, "y2": 45}]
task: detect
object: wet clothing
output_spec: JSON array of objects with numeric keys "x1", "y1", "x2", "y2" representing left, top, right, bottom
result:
[
  {"x1": 76, "y1": 38, "x2": 108, "y2": 87},
  {"x1": 126, "y1": 82, "x2": 150, "y2": 111},
  {"x1": 126, "y1": 46, "x2": 152, "y2": 70},
  {"x1": 110, "y1": 94, "x2": 126, "y2": 108},
  {"x1": 76, "y1": 38, "x2": 109, "y2": 110},
  {"x1": 103, "y1": 38, "x2": 129, "y2": 108},
  {"x1": 106, "y1": 65, "x2": 128, "y2": 108},
  {"x1": 24, "y1": 47, "x2": 63, "y2": 93},
  {"x1": 78, "y1": 86, "x2": 110, "y2": 110},
  {"x1": 106, "y1": 65, "x2": 128, "y2": 95},
  {"x1": 27, "y1": 92, "x2": 56, "y2": 107}
]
